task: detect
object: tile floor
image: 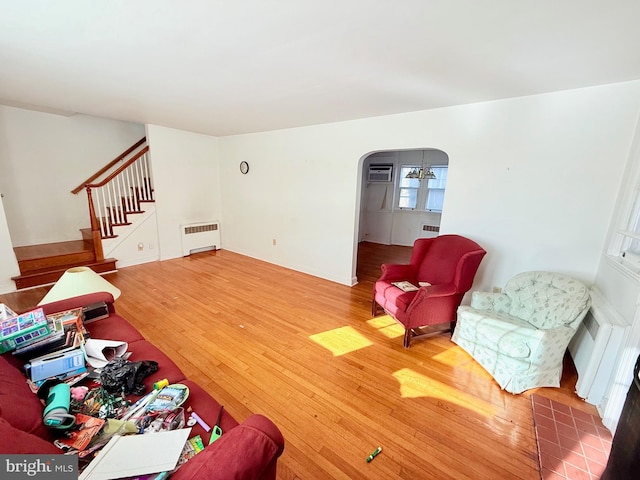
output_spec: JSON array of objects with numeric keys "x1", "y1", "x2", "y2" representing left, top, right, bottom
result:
[{"x1": 531, "y1": 394, "x2": 612, "y2": 480}]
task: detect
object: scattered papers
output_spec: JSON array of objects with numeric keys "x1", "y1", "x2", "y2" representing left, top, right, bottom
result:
[{"x1": 84, "y1": 339, "x2": 128, "y2": 368}]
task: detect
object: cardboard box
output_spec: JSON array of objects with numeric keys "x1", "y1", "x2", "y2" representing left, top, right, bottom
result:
[
  {"x1": 28, "y1": 348, "x2": 86, "y2": 382},
  {"x1": 0, "y1": 307, "x2": 50, "y2": 354}
]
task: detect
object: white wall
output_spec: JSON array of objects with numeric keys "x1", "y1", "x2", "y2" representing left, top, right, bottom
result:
[
  {"x1": 102, "y1": 206, "x2": 161, "y2": 268},
  {"x1": 0, "y1": 195, "x2": 19, "y2": 293},
  {"x1": 0, "y1": 106, "x2": 145, "y2": 246},
  {"x1": 220, "y1": 81, "x2": 640, "y2": 287},
  {"x1": 145, "y1": 124, "x2": 221, "y2": 261}
]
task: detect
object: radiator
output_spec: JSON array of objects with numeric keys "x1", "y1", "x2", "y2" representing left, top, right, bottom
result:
[
  {"x1": 569, "y1": 288, "x2": 628, "y2": 406},
  {"x1": 181, "y1": 222, "x2": 220, "y2": 256},
  {"x1": 420, "y1": 223, "x2": 440, "y2": 238}
]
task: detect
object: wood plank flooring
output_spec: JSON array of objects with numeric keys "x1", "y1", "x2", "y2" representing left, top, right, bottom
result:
[{"x1": 0, "y1": 242, "x2": 598, "y2": 479}]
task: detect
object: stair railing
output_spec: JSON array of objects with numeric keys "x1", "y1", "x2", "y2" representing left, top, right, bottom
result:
[
  {"x1": 71, "y1": 137, "x2": 147, "y2": 195},
  {"x1": 72, "y1": 138, "x2": 153, "y2": 261}
]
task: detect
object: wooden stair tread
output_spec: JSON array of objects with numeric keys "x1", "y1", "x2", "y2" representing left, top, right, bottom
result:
[
  {"x1": 11, "y1": 258, "x2": 118, "y2": 290},
  {"x1": 14, "y1": 257, "x2": 116, "y2": 277},
  {"x1": 14, "y1": 240, "x2": 93, "y2": 262}
]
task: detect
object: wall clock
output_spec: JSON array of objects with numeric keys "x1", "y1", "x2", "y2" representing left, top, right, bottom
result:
[{"x1": 240, "y1": 161, "x2": 250, "y2": 174}]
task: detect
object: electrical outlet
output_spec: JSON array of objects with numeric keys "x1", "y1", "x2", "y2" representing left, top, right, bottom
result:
[{"x1": 149, "y1": 243, "x2": 154, "y2": 249}]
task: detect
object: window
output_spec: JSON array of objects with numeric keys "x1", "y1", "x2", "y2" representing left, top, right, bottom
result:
[
  {"x1": 398, "y1": 165, "x2": 421, "y2": 209},
  {"x1": 425, "y1": 166, "x2": 448, "y2": 212},
  {"x1": 397, "y1": 164, "x2": 448, "y2": 211},
  {"x1": 615, "y1": 186, "x2": 640, "y2": 271}
]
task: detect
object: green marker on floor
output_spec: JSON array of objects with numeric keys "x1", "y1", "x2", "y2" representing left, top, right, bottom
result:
[{"x1": 366, "y1": 446, "x2": 382, "y2": 463}]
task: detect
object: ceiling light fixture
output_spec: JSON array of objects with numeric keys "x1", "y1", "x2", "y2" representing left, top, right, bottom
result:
[{"x1": 405, "y1": 150, "x2": 436, "y2": 180}]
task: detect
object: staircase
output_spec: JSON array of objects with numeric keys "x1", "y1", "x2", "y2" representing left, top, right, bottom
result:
[
  {"x1": 10, "y1": 138, "x2": 153, "y2": 290},
  {"x1": 11, "y1": 236, "x2": 118, "y2": 290}
]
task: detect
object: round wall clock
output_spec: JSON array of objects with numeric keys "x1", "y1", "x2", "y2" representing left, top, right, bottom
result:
[{"x1": 240, "y1": 161, "x2": 250, "y2": 174}]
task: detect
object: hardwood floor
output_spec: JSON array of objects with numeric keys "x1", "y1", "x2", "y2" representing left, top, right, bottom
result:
[{"x1": 0, "y1": 242, "x2": 597, "y2": 479}]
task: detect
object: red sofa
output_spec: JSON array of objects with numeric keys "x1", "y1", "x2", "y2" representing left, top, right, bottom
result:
[{"x1": 0, "y1": 292, "x2": 284, "y2": 479}]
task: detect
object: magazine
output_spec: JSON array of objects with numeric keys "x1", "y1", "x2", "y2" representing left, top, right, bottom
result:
[
  {"x1": 391, "y1": 281, "x2": 419, "y2": 292},
  {"x1": 56, "y1": 414, "x2": 106, "y2": 451},
  {"x1": 146, "y1": 384, "x2": 190, "y2": 412}
]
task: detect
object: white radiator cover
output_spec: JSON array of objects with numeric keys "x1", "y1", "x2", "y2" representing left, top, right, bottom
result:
[
  {"x1": 181, "y1": 221, "x2": 220, "y2": 256},
  {"x1": 569, "y1": 288, "x2": 629, "y2": 407}
]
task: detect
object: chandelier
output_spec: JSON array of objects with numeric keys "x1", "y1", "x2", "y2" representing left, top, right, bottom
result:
[{"x1": 405, "y1": 151, "x2": 436, "y2": 180}]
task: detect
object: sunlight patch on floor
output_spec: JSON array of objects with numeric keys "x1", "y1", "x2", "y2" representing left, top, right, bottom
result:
[
  {"x1": 392, "y1": 368, "x2": 496, "y2": 417},
  {"x1": 309, "y1": 326, "x2": 374, "y2": 356},
  {"x1": 366, "y1": 315, "x2": 404, "y2": 339},
  {"x1": 431, "y1": 345, "x2": 474, "y2": 367}
]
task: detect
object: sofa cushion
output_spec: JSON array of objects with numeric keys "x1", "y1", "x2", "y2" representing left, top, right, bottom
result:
[
  {"x1": 179, "y1": 379, "x2": 239, "y2": 440},
  {"x1": 374, "y1": 281, "x2": 418, "y2": 313},
  {"x1": 125, "y1": 340, "x2": 186, "y2": 391},
  {"x1": 0, "y1": 418, "x2": 60, "y2": 454},
  {"x1": 86, "y1": 315, "x2": 145, "y2": 345},
  {"x1": 0, "y1": 355, "x2": 52, "y2": 440},
  {"x1": 470, "y1": 291, "x2": 512, "y2": 314},
  {"x1": 456, "y1": 308, "x2": 535, "y2": 359},
  {"x1": 475, "y1": 320, "x2": 533, "y2": 359},
  {"x1": 503, "y1": 271, "x2": 590, "y2": 329}
]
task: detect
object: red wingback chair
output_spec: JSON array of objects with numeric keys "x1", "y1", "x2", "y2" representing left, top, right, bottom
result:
[{"x1": 372, "y1": 234, "x2": 486, "y2": 347}]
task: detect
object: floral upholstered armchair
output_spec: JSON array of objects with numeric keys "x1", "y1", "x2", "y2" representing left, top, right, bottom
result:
[{"x1": 451, "y1": 271, "x2": 591, "y2": 394}]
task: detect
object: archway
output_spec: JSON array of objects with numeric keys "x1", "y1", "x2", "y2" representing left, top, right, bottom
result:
[{"x1": 352, "y1": 148, "x2": 449, "y2": 284}]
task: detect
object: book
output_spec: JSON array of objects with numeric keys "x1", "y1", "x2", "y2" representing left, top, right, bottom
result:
[
  {"x1": 177, "y1": 435, "x2": 205, "y2": 466},
  {"x1": 13, "y1": 330, "x2": 67, "y2": 358},
  {"x1": 27, "y1": 369, "x2": 91, "y2": 393},
  {"x1": 57, "y1": 414, "x2": 106, "y2": 451},
  {"x1": 13, "y1": 308, "x2": 87, "y2": 359},
  {"x1": 79, "y1": 428, "x2": 191, "y2": 480},
  {"x1": 50, "y1": 307, "x2": 88, "y2": 339},
  {"x1": 27, "y1": 347, "x2": 86, "y2": 382},
  {"x1": 392, "y1": 281, "x2": 419, "y2": 292}
]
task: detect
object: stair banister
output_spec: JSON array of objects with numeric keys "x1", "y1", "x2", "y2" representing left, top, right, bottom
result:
[
  {"x1": 85, "y1": 185, "x2": 105, "y2": 262},
  {"x1": 71, "y1": 137, "x2": 146, "y2": 195},
  {"x1": 78, "y1": 143, "x2": 152, "y2": 251},
  {"x1": 85, "y1": 146, "x2": 150, "y2": 190}
]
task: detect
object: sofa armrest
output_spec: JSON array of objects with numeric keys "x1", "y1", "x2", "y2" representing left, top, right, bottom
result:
[
  {"x1": 470, "y1": 291, "x2": 511, "y2": 314},
  {"x1": 378, "y1": 263, "x2": 417, "y2": 282},
  {"x1": 38, "y1": 292, "x2": 116, "y2": 316},
  {"x1": 171, "y1": 414, "x2": 284, "y2": 480}
]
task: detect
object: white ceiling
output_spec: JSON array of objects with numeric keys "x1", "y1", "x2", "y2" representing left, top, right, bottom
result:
[{"x1": 2, "y1": 0, "x2": 640, "y2": 136}]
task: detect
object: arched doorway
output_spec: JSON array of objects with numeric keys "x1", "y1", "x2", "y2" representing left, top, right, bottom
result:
[
  {"x1": 359, "y1": 148, "x2": 449, "y2": 245},
  {"x1": 353, "y1": 148, "x2": 449, "y2": 284}
]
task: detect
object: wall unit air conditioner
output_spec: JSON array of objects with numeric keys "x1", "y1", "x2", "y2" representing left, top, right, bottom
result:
[{"x1": 368, "y1": 164, "x2": 393, "y2": 183}]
